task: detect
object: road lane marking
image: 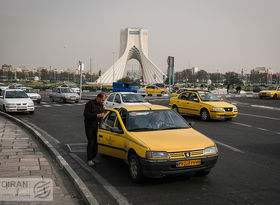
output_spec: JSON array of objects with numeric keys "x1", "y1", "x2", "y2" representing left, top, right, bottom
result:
[
  {"x1": 69, "y1": 153, "x2": 130, "y2": 205},
  {"x1": 231, "y1": 122, "x2": 252, "y2": 127},
  {"x1": 238, "y1": 112, "x2": 280, "y2": 121},
  {"x1": 257, "y1": 128, "x2": 269, "y2": 131},
  {"x1": 213, "y1": 140, "x2": 244, "y2": 153},
  {"x1": 251, "y1": 105, "x2": 280, "y2": 111},
  {"x1": 53, "y1": 104, "x2": 63, "y2": 106},
  {"x1": 42, "y1": 105, "x2": 52, "y2": 107}
]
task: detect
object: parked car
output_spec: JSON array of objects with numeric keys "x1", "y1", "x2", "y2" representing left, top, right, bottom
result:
[
  {"x1": 0, "y1": 89, "x2": 35, "y2": 114},
  {"x1": 98, "y1": 105, "x2": 218, "y2": 182},
  {"x1": 104, "y1": 92, "x2": 150, "y2": 108},
  {"x1": 171, "y1": 88, "x2": 193, "y2": 97},
  {"x1": 60, "y1": 84, "x2": 80, "y2": 94},
  {"x1": 0, "y1": 83, "x2": 8, "y2": 90},
  {"x1": 8, "y1": 83, "x2": 25, "y2": 89},
  {"x1": 258, "y1": 86, "x2": 280, "y2": 99},
  {"x1": 21, "y1": 87, "x2": 41, "y2": 103},
  {"x1": 113, "y1": 82, "x2": 147, "y2": 96},
  {"x1": 142, "y1": 85, "x2": 169, "y2": 95},
  {"x1": 253, "y1": 85, "x2": 267, "y2": 93},
  {"x1": 169, "y1": 90, "x2": 238, "y2": 121},
  {"x1": 49, "y1": 87, "x2": 79, "y2": 103}
]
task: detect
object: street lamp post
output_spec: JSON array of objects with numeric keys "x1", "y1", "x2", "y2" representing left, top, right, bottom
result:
[{"x1": 113, "y1": 52, "x2": 115, "y2": 83}]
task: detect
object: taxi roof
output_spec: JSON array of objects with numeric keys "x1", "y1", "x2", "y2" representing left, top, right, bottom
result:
[{"x1": 114, "y1": 104, "x2": 170, "y2": 111}]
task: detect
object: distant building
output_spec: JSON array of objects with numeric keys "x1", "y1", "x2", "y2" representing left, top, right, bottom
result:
[{"x1": 251, "y1": 67, "x2": 274, "y2": 74}]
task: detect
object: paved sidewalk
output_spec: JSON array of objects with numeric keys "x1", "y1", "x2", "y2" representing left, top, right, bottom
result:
[{"x1": 0, "y1": 116, "x2": 80, "y2": 204}]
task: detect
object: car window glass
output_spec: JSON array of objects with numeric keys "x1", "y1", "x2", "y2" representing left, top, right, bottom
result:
[
  {"x1": 102, "y1": 111, "x2": 117, "y2": 130},
  {"x1": 188, "y1": 93, "x2": 198, "y2": 101},
  {"x1": 115, "y1": 118, "x2": 123, "y2": 131},
  {"x1": 121, "y1": 94, "x2": 146, "y2": 103},
  {"x1": 119, "y1": 109, "x2": 127, "y2": 127},
  {"x1": 114, "y1": 94, "x2": 121, "y2": 103},
  {"x1": 179, "y1": 93, "x2": 189, "y2": 100},
  {"x1": 107, "y1": 94, "x2": 114, "y2": 102}
]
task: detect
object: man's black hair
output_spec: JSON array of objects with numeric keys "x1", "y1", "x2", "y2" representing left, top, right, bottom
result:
[{"x1": 97, "y1": 92, "x2": 106, "y2": 99}]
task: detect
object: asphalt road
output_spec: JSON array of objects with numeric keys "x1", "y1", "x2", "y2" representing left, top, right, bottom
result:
[{"x1": 12, "y1": 96, "x2": 280, "y2": 205}]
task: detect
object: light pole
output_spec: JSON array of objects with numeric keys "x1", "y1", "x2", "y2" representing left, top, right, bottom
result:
[{"x1": 79, "y1": 61, "x2": 83, "y2": 100}]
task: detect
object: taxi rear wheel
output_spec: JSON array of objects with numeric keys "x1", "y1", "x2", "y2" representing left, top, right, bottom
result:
[
  {"x1": 161, "y1": 91, "x2": 165, "y2": 95},
  {"x1": 128, "y1": 153, "x2": 143, "y2": 183},
  {"x1": 273, "y1": 94, "x2": 277, "y2": 100},
  {"x1": 200, "y1": 109, "x2": 210, "y2": 121}
]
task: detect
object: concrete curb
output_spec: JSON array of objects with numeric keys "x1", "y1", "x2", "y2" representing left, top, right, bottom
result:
[{"x1": 0, "y1": 111, "x2": 99, "y2": 205}]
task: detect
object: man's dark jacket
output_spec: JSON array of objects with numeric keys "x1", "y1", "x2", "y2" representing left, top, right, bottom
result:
[{"x1": 83, "y1": 99, "x2": 104, "y2": 129}]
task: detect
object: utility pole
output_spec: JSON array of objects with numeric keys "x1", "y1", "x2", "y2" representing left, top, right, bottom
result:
[
  {"x1": 90, "y1": 57, "x2": 92, "y2": 82},
  {"x1": 79, "y1": 61, "x2": 83, "y2": 100}
]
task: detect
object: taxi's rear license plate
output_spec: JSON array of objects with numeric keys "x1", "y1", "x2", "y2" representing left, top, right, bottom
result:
[{"x1": 176, "y1": 159, "x2": 201, "y2": 167}]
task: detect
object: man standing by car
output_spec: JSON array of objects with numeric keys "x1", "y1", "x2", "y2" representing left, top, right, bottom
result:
[{"x1": 84, "y1": 92, "x2": 106, "y2": 167}]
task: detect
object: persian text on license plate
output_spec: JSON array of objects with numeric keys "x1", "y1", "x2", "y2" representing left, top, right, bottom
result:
[{"x1": 176, "y1": 159, "x2": 201, "y2": 167}]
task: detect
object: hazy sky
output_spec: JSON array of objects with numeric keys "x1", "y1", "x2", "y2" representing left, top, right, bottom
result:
[{"x1": 0, "y1": 0, "x2": 279, "y2": 74}]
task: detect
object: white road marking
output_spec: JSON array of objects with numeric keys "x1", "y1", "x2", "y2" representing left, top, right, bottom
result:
[
  {"x1": 231, "y1": 122, "x2": 252, "y2": 127},
  {"x1": 257, "y1": 128, "x2": 269, "y2": 131},
  {"x1": 52, "y1": 104, "x2": 63, "y2": 106},
  {"x1": 214, "y1": 140, "x2": 244, "y2": 153},
  {"x1": 238, "y1": 112, "x2": 280, "y2": 121},
  {"x1": 69, "y1": 153, "x2": 130, "y2": 205},
  {"x1": 40, "y1": 102, "x2": 48, "y2": 104},
  {"x1": 251, "y1": 105, "x2": 280, "y2": 111},
  {"x1": 42, "y1": 105, "x2": 52, "y2": 107}
]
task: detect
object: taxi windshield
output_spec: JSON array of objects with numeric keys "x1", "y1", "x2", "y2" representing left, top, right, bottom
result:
[
  {"x1": 25, "y1": 88, "x2": 35, "y2": 93},
  {"x1": 6, "y1": 91, "x2": 28, "y2": 98},
  {"x1": 60, "y1": 88, "x2": 73, "y2": 93},
  {"x1": 266, "y1": 87, "x2": 277, "y2": 90},
  {"x1": 126, "y1": 110, "x2": 190, "y2": 132},
  {"x1": 198, "y1": 93, "x2": 220, "y2": 101},
  {"x1": 121, "y1": 94, "x2": 147, "y2": 103}
]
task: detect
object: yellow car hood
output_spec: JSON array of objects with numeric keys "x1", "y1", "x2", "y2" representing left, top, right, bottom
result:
[
  {"x1": 130, "y1": 128, "x2": 214, "y2": 152},
  {"x1": 202, "y1": 101, "x2": 235, "y2": 107},
  {"x1": 259, "y1": 90, "x2": 276, "y2": 93}
]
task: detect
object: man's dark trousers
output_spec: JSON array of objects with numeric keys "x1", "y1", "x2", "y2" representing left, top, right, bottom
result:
[{"x1": 85, "y1": 127, "x2": 98, "y2": 161}]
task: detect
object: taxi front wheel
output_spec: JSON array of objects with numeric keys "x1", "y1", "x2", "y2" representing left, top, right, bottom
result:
[
  {"x1": 200, "y1": 109, "x2": 210, "y2": 121},
  {"x1": 128, "y1": 153, "x2": 143, "y2": 183}
]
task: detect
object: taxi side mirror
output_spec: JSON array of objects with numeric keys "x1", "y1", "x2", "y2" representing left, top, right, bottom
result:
[
  {"x1": 193, "y1": 98, "x2": 199, "y2": 102},
  {"x1": 111, "y1": 127, "x2": 123, "y2": 134}
]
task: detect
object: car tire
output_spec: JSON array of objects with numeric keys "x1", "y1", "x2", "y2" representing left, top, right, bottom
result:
[
  {"x1": 37, "y1": 101, "x2": 41, "y2": 104},
  {"x1": 195, "y1": 170, "x2": 210, "y2": 176},
  {"x1": 3, "y1": 105, "x2": 7, "y2": 113},
  {"x1": 161, "y1": 91, "x2": 165, "y2": 95},
  {"x1": 172, "y1": 105, "x2": 179, "y2": 113},
  {"x1": 200, "y1": 109, "x2": 210, "y2": 121},
  {"x1": 273, "y1": 94, "x2": 277, "y2": 100},
  {"x1": 128, "y1": 153, "x2": 143, "y2": 183},
  {"x1": 62, "y1": 98, "x2": 66, "y2": 103},
  {"x1": 50, "y1": 97, "x2": 54, "y2": 102}
]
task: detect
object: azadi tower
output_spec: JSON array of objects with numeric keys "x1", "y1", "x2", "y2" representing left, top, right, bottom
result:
[{"x1": 96, "y1": 28, "x2": 166, "y2": 84}]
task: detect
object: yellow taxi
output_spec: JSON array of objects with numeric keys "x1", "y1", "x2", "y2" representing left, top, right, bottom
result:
[
  {"x1": 142, "y1": 85, "x2": 169, "y2": 95},
  {"x1": 171, "y1": 88, "x2": 193, "y2": 97},
  {"x1": 98, "y1": 105, "x2": 218, "y2": 182},
  {"x1": 169, "y1": 90, "x2": 238, "y2": 121},
  {"x1": 258, "y1": 86, "x2": 280, "y2": 99}
]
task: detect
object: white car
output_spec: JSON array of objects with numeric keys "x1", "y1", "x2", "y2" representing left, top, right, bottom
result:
[
  {"x1": 0, "y1": 89, "x2": 35, "y2": 114},
  {"x1": 0, "y1": 83, "x2": 8, "y2": 90},
  {"x1": 22, "y1": 87, "x2": 41, "y2": 103},
  {"x1": 104, "y1": 92, "x2": 151, "y2": 108},
  {"x1": 60, "y1": 84, "x2": 80, "y2": 94}
]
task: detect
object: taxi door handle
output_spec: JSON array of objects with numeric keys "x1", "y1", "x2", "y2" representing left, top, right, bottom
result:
[{"x1": 99, "y1": 135, "x2": 103, "y2": 138}]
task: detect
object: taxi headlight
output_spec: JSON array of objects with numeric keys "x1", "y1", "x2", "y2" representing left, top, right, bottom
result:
[
  {"x1": 28, "y1": 102, "x2": 34, "y2": 106},
  {"x1": 233, "y1": 107, "x2": 238, "y2": 112},
  {"x1": 146, "y1": 151, "x2": 169, "y2": 159},
  {"x1": 203, "y1": 146, "x2": 218, "y2": 155},
  {"x1": 212, "y1": 107, "x2": 223, "y2": 111},
  {"x1": 267, "y1": 92, "x2": 272, "y2": 95},
  {"x1": 6, "y1": 103, "x2": 16, "y2": 108},
  {"x1": 37, "y1": 95, "x2": 41, "y2": 99},
  {"x1": 65, "y1": 96, "x2": 70, "y2": 99}
]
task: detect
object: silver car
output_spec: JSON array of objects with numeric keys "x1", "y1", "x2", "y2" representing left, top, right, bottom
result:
[
  {"x1": 104, "y1": 92, "x2": 150, "y2": 108},
  {"x1": 49, "y1": 87, "x2": 79, "y2": 103}
]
